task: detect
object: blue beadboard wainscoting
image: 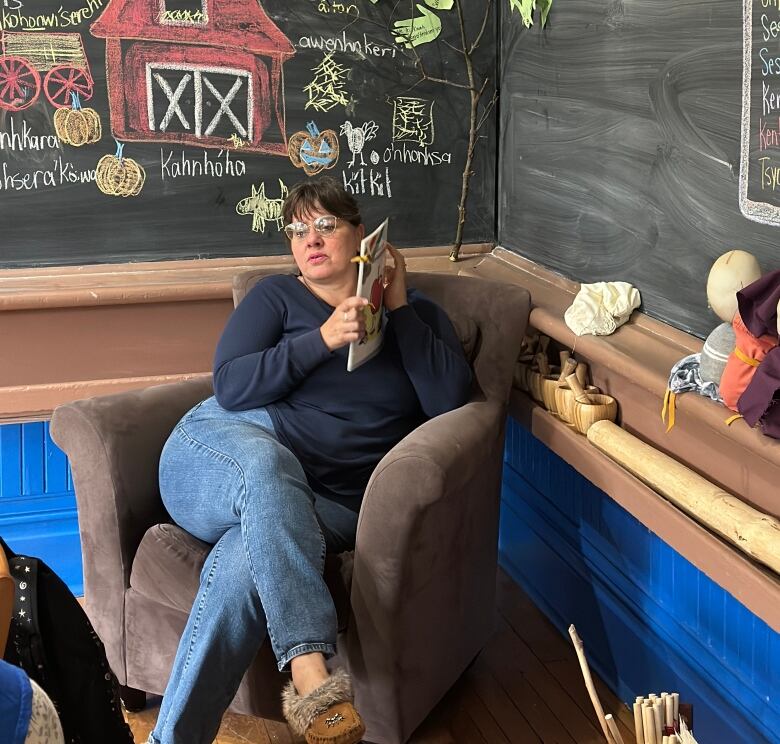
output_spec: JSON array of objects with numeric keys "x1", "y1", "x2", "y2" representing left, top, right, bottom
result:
[
  {"x1": 500, "y1": 417, "x2": 779, "y2": 744},
  {"x1": 0, "y1": 421, "x2": 82, "y2": 595}
]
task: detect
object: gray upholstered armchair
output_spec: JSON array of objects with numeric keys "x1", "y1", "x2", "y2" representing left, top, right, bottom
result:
[{"x1": 50, "y1": 271, "x2": 530, "y2": 744}]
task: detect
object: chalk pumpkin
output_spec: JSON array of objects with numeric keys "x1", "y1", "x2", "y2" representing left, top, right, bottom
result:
[
  {"x1": 288, "y1": 128, "x2": 339, "y2": 176},
  {"x1": 96, "y1": 153, "x2": 146, "y2": 197},
  {"x1": 54, "y1": 107, "x2": 102, "y2": 146}
]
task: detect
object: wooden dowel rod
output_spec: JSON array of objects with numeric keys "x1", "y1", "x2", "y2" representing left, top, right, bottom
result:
[
  {"x1": 568, "y1": 625, "x2": 616, "y2": 744},
  {"x1": 633, "y1": 701, "x2": 644, "y2": 744},
  {"x1": 642, "y1": 705, "x2": 656, "y2": 744},
  {"x1": 664, "y1": 694, "x2": 674, "y2": 728},
  {"x1": 606, "y1": 714, "x2": 626, "y2": 744}
]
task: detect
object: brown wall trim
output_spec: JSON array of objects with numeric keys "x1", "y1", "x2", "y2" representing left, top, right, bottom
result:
[
  {"x1": 0, "y1": 248, "x2": 490, "y2": 421},
  {"x1": 4, "y1": 373, "x2": 212, "y2": 423},
  {"x1": 0, "y1": 244, "x2": 492, "y2": 311}
]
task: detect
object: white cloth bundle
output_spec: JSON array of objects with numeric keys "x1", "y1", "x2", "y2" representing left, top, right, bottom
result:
[{"x1": 564, "y1": 281, "x2": 641, "y2": 336}]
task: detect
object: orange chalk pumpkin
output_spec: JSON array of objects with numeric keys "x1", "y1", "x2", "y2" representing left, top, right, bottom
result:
[{"x1": 54, "y1": 106, "x2": 102, "y2": 146}]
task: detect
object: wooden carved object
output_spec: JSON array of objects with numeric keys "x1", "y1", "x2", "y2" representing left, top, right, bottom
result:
[{"x1": 587, "y1": 420, "x2": 780, "y2": 575}]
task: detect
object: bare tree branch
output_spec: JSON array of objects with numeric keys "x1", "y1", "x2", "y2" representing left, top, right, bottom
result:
[{"x1": 470, "y1": 0, "x2": 493, "y2": 55}]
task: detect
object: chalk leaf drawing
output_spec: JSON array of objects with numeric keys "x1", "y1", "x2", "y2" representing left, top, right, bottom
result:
[
  {"x1": 340, "y1": 120, "x2": 378, "y2": 167},
  {"x1": 392, "y1": 4, "x2": 444, "y2": 48},
  {"x1": 0, "y1": 31, "x2": 95, "y2": 111},
  {"x1": 90, "y1": 0, "x2": 295, "y2": 155},
  {"x1": 236, "y1": 179, "x2": 288, "y2": 232},
  {"x1": 289, "y1": 121, "x2": 339, "y2": 175},
  {"x1": 508, "y1": 0, "x2": 552, "y2": 27}
]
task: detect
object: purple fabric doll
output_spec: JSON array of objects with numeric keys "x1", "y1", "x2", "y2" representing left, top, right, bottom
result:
[{"x1": 737, "y1": 269, "x2": 780, "y2": 437}]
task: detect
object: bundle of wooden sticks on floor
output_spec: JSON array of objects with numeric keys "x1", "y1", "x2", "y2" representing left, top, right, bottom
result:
[
  {"x1": 569, "y1": 624, "x2": 698, "y2": 744},
  {"x1": 631, "y1": 691, "x2": 695, "y2": 744}
]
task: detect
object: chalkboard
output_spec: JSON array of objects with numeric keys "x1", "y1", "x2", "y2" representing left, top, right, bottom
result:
[
  {"x1": 0, "y1": 0, "x2": 495, "y2": 268},
  {"x1": 499, "y1": 0, "x2": 780, "y2": 339}
]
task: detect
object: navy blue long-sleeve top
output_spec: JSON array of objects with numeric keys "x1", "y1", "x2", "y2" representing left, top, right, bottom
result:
[{"x1": 213, "y1": 274, "x2": 472, "y2": 512}]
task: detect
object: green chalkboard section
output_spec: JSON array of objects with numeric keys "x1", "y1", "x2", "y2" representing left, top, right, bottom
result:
[
  {"x1": 0, "y1": 0, "x2": 495, "y2": 268},
  {"x1": 499, "y1": 0, "x2": 780, "y2": 339}
]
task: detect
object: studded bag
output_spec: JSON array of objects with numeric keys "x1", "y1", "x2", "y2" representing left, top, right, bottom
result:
[{"x1": 0, "y1": 538, "x2": 134, "y2": 744}]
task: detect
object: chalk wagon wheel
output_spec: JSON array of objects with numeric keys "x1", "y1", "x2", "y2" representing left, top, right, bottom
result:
[
  {"x1": 0, "y1": 31, "x2": 94, "y2": 111},
  {"x1": 0, "y1": 56, "x2": 41, "y2": 111},
  {"x1": 44, "y1": 64, "x2": 93, "y2": 108}
]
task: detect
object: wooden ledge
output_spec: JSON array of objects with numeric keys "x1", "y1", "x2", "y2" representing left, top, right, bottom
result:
[
  {"x1": 509, "y1": 393, "x2": 780, "y2": 635},
  {"x1": 0, "y1": 246, "x2": 491, "y2": 421},
  {"x1": 462, "y1": 249, "x2": 780, "y2": 518},
  {"x1": 0, "y1": 244, "x2": 492, "y2": 310}
]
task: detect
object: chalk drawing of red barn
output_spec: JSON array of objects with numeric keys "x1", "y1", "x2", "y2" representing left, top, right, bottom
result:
[{"x1": 90, "y1": 0, "x2": 294, "y2": 155}]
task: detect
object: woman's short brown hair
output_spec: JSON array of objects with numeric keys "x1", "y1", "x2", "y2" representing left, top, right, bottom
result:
[{"x1": 282, "y1": 176, "x2": 362, "y2": 230}]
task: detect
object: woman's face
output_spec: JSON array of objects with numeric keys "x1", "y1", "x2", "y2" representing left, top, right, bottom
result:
[{"x1": 288, "y1": 204, "x2": 365, "y2": 284}]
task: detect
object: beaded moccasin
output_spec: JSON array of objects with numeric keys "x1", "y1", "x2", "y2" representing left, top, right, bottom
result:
[{"x1": 281, "y1": 668, "x2": 365, "y2": 744}]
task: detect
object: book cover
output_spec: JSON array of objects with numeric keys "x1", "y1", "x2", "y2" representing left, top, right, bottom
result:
[{"x1": 347, "y1": 218, "x2": 389, "y2": 372}]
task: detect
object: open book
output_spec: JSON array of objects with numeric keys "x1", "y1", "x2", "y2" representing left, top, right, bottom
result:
[{"x1": 347, "y1": 218, "x2": 389, "y2": 372}]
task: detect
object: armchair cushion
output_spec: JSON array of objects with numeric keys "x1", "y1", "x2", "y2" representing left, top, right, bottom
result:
[
  {"x1": 130, "y1": 524, "x2": 209, "y2": 614},
  {"x1": 130, "y1": 524, "x2": 354, "y2": 630}
]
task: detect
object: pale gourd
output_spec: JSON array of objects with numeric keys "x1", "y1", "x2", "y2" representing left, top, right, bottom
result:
[{"x1": 706, "y1": 250, "x2": 762, "y2": 323}]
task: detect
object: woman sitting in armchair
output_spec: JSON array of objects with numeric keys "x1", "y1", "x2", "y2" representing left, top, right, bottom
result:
[{"x1": 148, "y1": 176, "x2": 473, "y2": 744}]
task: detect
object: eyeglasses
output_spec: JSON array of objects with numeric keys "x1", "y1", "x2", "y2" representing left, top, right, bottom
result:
[{"x1": 284, "y1": 215, "x2": 340, "y2": 240}]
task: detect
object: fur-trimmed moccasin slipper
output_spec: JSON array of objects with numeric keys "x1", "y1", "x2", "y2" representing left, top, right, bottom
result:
[{"x1": 282, "y1": 668, "x2": 365, "y2": 744}]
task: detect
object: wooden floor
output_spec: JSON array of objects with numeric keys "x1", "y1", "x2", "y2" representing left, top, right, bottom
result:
[{"x1": 125, "y1": 569, "x2": 635, "y2": 744}]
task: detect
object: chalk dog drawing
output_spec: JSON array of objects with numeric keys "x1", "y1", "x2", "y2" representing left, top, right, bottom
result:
[
  {"x1": 0, "y1": 31, "x2": 95, "y2": 111},
  {"x1": 236, "y1": 179, "x2": 289, "y2": 232},
  {"x1": 90, "y1": 0, "x2": 295, "y2": 155},
  {"x1": 340, "y1": 119, "x2": 379, "y2": 167},
  {"x1": 288, "y1": 121, "x2": 340, "y2": 175}
]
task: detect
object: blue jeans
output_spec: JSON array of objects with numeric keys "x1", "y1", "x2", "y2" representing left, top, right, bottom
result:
[{"x1": 149, "y1": 396, "x2": 358, "y2": 744}]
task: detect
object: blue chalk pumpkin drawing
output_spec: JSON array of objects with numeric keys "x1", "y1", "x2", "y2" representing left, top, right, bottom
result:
[{"x1": 288, "y1": 121, "x2": 339, "y2": 175}]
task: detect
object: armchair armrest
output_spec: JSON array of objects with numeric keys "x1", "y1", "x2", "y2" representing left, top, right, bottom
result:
[
  {"x1": 49, "y1": 377, "x2": 212, "y2": 677},
  {"x1": 347, "y1": 399, "x2": 507, "y2": 740}
]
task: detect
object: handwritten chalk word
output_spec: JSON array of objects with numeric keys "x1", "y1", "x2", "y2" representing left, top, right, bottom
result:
[
  {"x1": 342, "y1": 166, "x2": 392, "y2": 197},
  {"x1": 316, "y1": 1, "x2": 358, "y2": 15},
  {"x1": 297, "y1": 32, "x2": 397, "y2": 59},
  {"x1": 0, "y1": 155, "x2": 95, "y2": 190},
  {"x1": 0, "y1": 0, "x2": 103, "y2": 30},
  {"x1": 761, "y1": 13, "x2": 780, "y2": 42},
  {"x1": 760, "y1": 47, "x2": 780, "y2": 76},
  {"x1": 160, "y1": 148, "x2": 247, "y2": 180},
  {"x1": 0, "y1": 119, "x2": 60, "y2": 152},
  {"x1": 763, "y1": 81, "x2": 780, "y2": 115},
  {"x1": 159, "y1": 9, "x2": 206, "y2": 23},
  {"x1": 57, "y1": 155, "x2": 95, "y2": 183},
  {"x1": 383, "y1": 142, "x2": 451, "y2": 165},
  {"x1": 2, "y1": 1, "x2": 24, "y2": 11},
  {"x1": 762, "y1": 0, "x2": 780, "y2": 8},
  {"x1": 759, "y1": 156, "x2": 780, "y2": 189},
  {"x1": 0, "y1": 160, "x2": 56, "y2": 189},
  {"x1": 760, "y1": 118, "x2": 780, "y2": 150}
]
